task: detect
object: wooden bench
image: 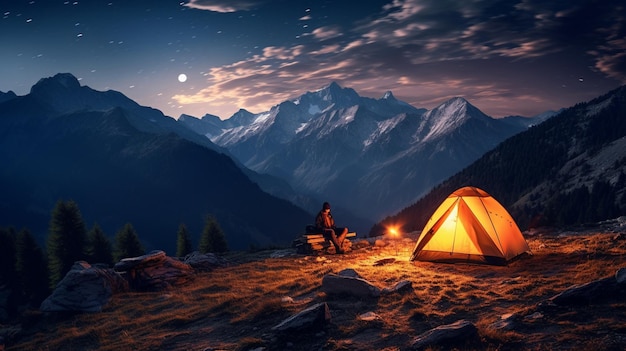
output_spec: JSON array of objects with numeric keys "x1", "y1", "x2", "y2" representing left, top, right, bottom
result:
[{"x1": 292, "y1": 232, "x2": 357, "y2": 254}]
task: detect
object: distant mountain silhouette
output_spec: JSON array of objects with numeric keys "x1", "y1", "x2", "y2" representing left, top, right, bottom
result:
[
  {"x1": 374, "y1": 85, "x2": 626, "y2": 236},
  {"x1": 0, "y1": 73, "x2": 312, "y2": 253}
]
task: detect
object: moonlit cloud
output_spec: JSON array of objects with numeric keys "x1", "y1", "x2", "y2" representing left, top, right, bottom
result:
[
  {"x1": 311, "y1": 26, "x2": 343, "y2": 41},
  {"x1": 171, "y1": 0, "x2": 626, "y2": 118},
  {"x1": 2, "y1": 0, "x2": 625, "y2": 120},
  {"x1": 183, "y1": 0, "x2": 259, "y2": 12}
]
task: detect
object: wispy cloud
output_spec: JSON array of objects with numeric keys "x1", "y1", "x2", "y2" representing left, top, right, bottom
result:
[
  {"x1": 174, "y1": 0, "x2": 626, "y2": 118},
  {"x1": 184, "y1": 0, "x2": 264, "y2": 12}
]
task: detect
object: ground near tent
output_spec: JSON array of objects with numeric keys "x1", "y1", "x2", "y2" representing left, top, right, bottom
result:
[{"x1": 6, "y1": 224, "x2": 626, "y2": 351}]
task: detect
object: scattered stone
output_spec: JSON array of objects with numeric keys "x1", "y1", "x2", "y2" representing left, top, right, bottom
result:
[
  {"x1": 411, "y1": 320, "x2": 479, "y2": 350},
  {"x1": 114, "y1": 250, "x2": 195, "y2": 291},
  {"x1": 358, "y1": 311, "x2": 381, "y2": 321},
  {"x1": 381, "y1": 280, "x2": 413, "y2": 295},
  {"x1": 489, "y1": 313, "x2": 518, "y2": 331},
  {"x1": 616, "y1": 268, "x2": 626, "y2": 284},
  {"x1": 183, "y1": 251, "x2": 228, "y2": 272},
  {"x1": 524, "y1": 312, "x2": 544, "y2": 320},
  {"x1": 281, "y1": 296, "x2": 294, "y2": 303},
  {"x1": 321, "y1": 273, "x2": 381, "y2": 298},
  {"x1": 271, "y1": 302, "x2": 331, "y2": 332},
  {"x1": 269, "y1": 249, "x2": 294, "y2": 258},
  {"x1": 40, "y1": 261, "x2": 128, "y2": 313},
  {"x1": 315, "y1": 256, "x2": 328, "y2": 263},
  {"x1": 373, "y1": 257, "x2": 396, "y2": 266}
]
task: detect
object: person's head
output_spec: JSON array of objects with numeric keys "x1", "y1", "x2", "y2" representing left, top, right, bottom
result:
[{"x1": 323, "y1": 202, "x2": 331, "y2": 212}]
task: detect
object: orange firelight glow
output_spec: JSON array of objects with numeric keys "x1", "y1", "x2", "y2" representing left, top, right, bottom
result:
[{"x1": 388, "y1": 227, "x2": 399, "y2": 237}]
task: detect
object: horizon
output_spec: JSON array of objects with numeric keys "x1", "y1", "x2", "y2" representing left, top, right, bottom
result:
[
  {"x1": 5, "y1": 73, "x2": 572, "y2": 121},
  {"x1": 1, "y1": 0, "x2": 625, "y2": 120}
]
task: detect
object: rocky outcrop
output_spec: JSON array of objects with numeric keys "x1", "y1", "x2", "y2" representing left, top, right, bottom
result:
[
  {"x1": 114, "y1": 250, "x2": 194, "y2": 291},
  {"x1": 39, "y1": 251, "x2": 217, "y2": 313},
  {"x1": 40, "y1": 261, "x2": 128, "y2": 313}
]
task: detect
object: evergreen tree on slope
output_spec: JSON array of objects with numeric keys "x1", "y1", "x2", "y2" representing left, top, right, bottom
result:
[
  {"x1": 87, "y1": 223, "x2": 114, "y2": 266},
  {"x1": 176, "y1": 223, "x2": 193, "y2": 257},
  {"x1": 15, "y1": 228, "x2": 50, "y2": 306},
  {"x1": 113, "y1": 223, "x2": 145, "y2": 262},
  {"x1": 199, "y1": 215, "x2": 228, "y2": 254},
  {"x1": 47, "y1": 200, "x2": 87, "y2": 288}
]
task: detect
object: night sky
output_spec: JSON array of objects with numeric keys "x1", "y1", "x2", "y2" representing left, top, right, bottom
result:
[{"x1": 1, "y1": 0, "x2": 625, "y2": 119}]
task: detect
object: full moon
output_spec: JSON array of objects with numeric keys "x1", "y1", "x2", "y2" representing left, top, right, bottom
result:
[{"x1": 178, "y1": 73, "x2": 187, "y2": 83}]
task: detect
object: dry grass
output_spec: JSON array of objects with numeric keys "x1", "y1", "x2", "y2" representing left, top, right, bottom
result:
[{"x1": 6, "y1": 231, "x2": 626, "y2": 350}]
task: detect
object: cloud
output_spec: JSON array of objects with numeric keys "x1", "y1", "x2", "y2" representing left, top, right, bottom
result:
[
  {"x1": 311, "y1": 26, "x2": 343, "y2": 41},
  {"x1": 174, "y1": 0, "x2": 626, "y2": 118},
  {"x1": 184, "y1": 0, "x2": 264, "y2": 12}
]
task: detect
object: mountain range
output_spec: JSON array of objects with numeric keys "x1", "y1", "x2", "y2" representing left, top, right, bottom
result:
[
  {"x1": 2, "y1": 73, "x2": 583, "y2": 254},
  {"x1": 0, "y1": 73, "x2": 311, "y2": 254},
  {"x1": 375, "y1": 85, "x2": 626, "y2": 236},
  {"x1": 178, "y1": 82, "x2": 553, "y2": 224}
]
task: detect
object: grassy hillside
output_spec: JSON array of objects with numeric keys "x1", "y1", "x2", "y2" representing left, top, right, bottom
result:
[{"x1": 5, "y1": 228, "x2": 626, "y2": 350}]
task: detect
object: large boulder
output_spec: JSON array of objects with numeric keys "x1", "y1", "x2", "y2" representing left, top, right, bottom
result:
[
  {"x1": 550, "y1": 272, "x2": 626, "y2": 306},
  {"x1": 114, "y1": 250, "x2": 195, "y2": 291},
  {"x1": 40, "y1": 261, "x2": 128, "y2": 313},
  {"x1": 321, "y1": 271, "x2": 381, "y2": 298}
]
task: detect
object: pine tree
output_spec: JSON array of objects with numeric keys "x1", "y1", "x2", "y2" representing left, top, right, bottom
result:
[
  {"x1": 87, "y1": 223, "x2": 114, "y2": 266},
  {"x1": 176, "y1": 223, "x2": 193, "y2": 257},
  {"x1": 47, "y1": 199, "x2": 87, "y2": 288},
  {"x1": 199, "y1": 215, "x2": 228, "y2": 254},
  {"x1": 0, "y1": 227, "x2": 17, "y2": 287},
  {"x1": 113, "y1": 223, "x2": 145, "y2": 262},
  {"x1": 15, "y1": 228, "x2": 50, "y2": 305}
]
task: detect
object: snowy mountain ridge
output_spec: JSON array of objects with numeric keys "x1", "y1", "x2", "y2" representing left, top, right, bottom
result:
[{"x1": 179, "y1": 82, "x2": 550, "y2": 221}]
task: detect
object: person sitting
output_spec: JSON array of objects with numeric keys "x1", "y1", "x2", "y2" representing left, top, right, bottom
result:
[{"x1": 315, "y1": 202, "x2": 349, "y2": 254}]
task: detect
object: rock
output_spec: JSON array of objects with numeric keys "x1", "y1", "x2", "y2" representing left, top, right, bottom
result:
[
  {"x1": 616, "y1": 268, "x2": 626, "y2": 284},
  {"x1": 269, "y1": 249, "x2": 294, "y2": 258},
  {"x1": 358, "y1": 311, "x2": 381, "y2": 321},
  {"x1": 114, "y1": 250, "x2": 195, "y2": 291},
  {"x1": 411, "y1": 320, "x2": 479, "y2": 350},
  {"x1": 337, "y1": 268, "x2": 362, "y2": 278},
  {"x1": 271, "y1": 302, "x2": 331, "y2": 332},
  {"x1": 524, "y1": 312, "x2": 544, "y2": 320},
  {"x1": 183, "y1": 251, "x2": 228, "y2": 272},
  {"x1": 321, "y1": 273, "x2": 381, "y2": 298},
  {"x1": 488, "y1": 313, "x2": 518, "y2": 331},
  {"x1": 381, "y1": 280, "x2": 413, "y2": 295},
  {"x1": 40, "y1": 261, "x2": 128, "y2": 313},
  {"x1": 549, "y1": 276, "x2": 620, "y2": 305}
]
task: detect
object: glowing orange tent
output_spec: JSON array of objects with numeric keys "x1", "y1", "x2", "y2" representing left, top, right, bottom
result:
[{"x1": 410, "y1": 186, "x2": 531, "y2": 265}]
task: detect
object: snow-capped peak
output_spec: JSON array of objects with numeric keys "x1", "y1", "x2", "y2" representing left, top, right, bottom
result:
[
  {"x1": 382, "y1": 91, "x2": 396, "y2": 100},
  {"x1": 422, "y1": 97, "x2": 487, "y2": 141}
]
